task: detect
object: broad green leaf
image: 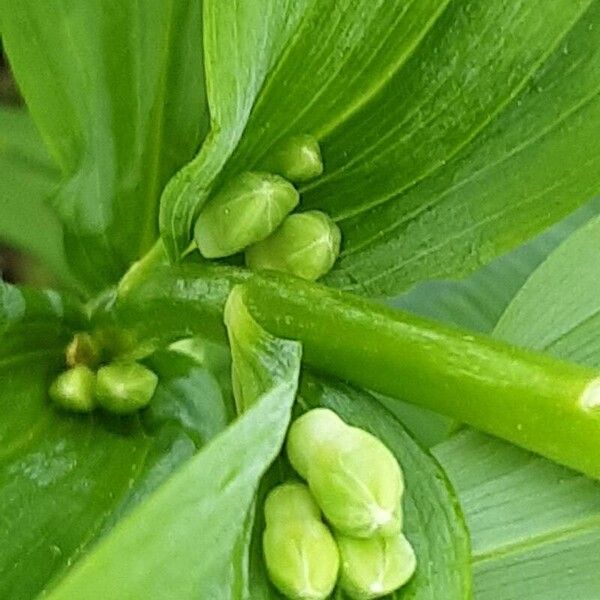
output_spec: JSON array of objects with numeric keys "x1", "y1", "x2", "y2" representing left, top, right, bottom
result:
[
  {"x1": 169, "y1": 336, "x2": 236, "y2": 420},
  {"x1": 0, "y1": 107, "x2": 72, "y2": 283},
  {"x1": 48, "y1": 286, "x2": 301, "y2": 599},
  {"x1": 432, "y1": 215, "x2": 600, "y2": 599},
  {"x1": 318, "y1": 0, "x2": 600, "y2": 294},
  {"x1": 434, "y1": 431, "x2": 600, "y2": 600},
  {"x1": 160, "y1": 0, "x2": 308, "y2": 259},
  {"x1": 248, "y1": 375, "x2": 472, "y2": 600},
  {"x1": 0, "y1": 1, "x2": 208, "y2": 293},
  {"x1": 143, "y1": 350, "x2": 230, "y2": 449},
  {"x1": 495, "y1": 214, "x2": 600, "y2": 366},
  {"x1": 0, "y1": 281, "x2": 83, "y2": 360},
  {"x1": 0, "y1": 282, "x2": 229, "y2": 597},
  {"x1": 162, "y1": 0, "x2": 600, "y2": 298},
  {"x1": 391, "y1": 197, "x2": 600, "y2": 334}
]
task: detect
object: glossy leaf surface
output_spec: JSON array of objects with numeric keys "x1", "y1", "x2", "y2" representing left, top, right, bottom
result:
[
  {"x1": 435, "y1": 431, "x2": 600, "y2": 600},
  {"x1": 162, "y1": 0, "x2": 600, "y2": 298},
  {"x1": 48, "y1": 285, "x2": 301, "y2": 599},
  {"x1": 434, "y1": 214, "x2": 600, "y2": 599},
  {"x1": 0, "y1": 283, "x2": 228, "y2": 598},
  {"x1": 1, "y1": 0, "x2": 208, "y2": 292}
]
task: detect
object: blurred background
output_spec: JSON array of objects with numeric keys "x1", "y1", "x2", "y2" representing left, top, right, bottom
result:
[{"x1": 0, "y1": 42, "x2": 65, "y2": 286}]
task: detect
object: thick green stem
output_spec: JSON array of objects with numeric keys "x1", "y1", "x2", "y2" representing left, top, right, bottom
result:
[
  {"x1": 112, "y1": 263, "x2": 600, "y2": 479},
  {"x1": 239, "y1": 276, "x2": 600, "y2": 480}
]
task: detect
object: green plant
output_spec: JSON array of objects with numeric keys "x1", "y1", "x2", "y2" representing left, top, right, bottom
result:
[
  {"x1": 1, "y1": 1, "x2": 600, "y2": 598},
  {"x1": 246, "y1": 211, "x2": 341, "y2": 280},
  {"x1": 262, "y1": 482, "x2": 340, "y2": 600},
  {"x1": 336, "y1": 533, "x2": 416, "y2": 600},
  {"x1": 287, "y1": 408, "x2": 404, "y2": 538}
]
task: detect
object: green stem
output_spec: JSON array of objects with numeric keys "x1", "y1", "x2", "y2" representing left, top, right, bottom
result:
[
  {"x1": 117, "y1": 239, "x2": 169, "y2": 298},
  {"x1": 112, "y1": 262, "x2": 600, "y2": 479},
  {"x1": 240, "y1": 276, "x2": 600, "y2": 480}
]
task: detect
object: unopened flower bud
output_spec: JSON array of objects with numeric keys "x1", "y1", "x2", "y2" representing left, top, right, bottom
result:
[
  {"x1": 245, "y1": 211, "x2": 341, "y2": 281},
  {"x1": 262, "y1": 134, "x2": 323, "y2": 183},
  {"x1": 194, "y1": 171, "x2": 299, "y2": 258},
  {"x1": 65, "y1": 332, "x2": 101, "y2": 368},
  {"x1": 95, "y1": 361, "x2": 158, "y2": 414},
  {"x1": 49, "y1": 365, "x2": 96, "y2": 413},
  {"x1": 287, "y1": 408, "x2": 403, "y2": 538},
  {"x1": 336, "y1": 532, "x2": 416, "y2": 599},
  {"x1": 263, "y1": 483, "x2": 339, "y2": 600}
]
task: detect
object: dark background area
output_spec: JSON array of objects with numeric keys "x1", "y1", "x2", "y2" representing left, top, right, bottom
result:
[
  {"x1": 1, "y1": 42, "x2": 43, "y2": 285},
  {"x1": 0, "y1": 42, "x2": 21, "y2": 106}
]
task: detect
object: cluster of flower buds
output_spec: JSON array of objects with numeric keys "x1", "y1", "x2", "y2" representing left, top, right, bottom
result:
[
  {"x1": 48, "y1": 332, "x2": 158, "y2": 415},
  {"x1": 194, "y1": 135, "x2": 341, "y2": 281},
  {"x1": 264, "y1": 408, "x2": 416, "y2": 599}
]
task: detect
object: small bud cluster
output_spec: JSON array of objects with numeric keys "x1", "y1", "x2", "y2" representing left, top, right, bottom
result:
[
  {"x1": 48, "y1": 332, "x2": 158, "y2": 416},
  {"x1": 194, "y1": 135, "x2": 341, "y2": 281},
  {"x1": 263, "y1": 408, "x2": 416, "y2": 600}
]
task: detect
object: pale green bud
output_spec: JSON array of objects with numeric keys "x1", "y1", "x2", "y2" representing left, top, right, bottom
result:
[
  {"x1": 245, "y1": 211, "x2": 341, "y2": 281},
  {"x1": 65, "y1": 332, "x2": 101, "y2": 368},
  {"x1": 264, "y1": 482, "x2": 321, "y2": 524},
  {"x1": 49, "y1": 365, "x2": 96, "y2": 413},
  {"x1": 262, "y1": 135, "x2": 323, "y2": 183},
  {"x1": 287, "y1": 408, "x2": 404, "y2": 538},
  {"x1": 263, "y1": 483, "x2": 339, "y2": 600},
  {"x1": 194, "y1": 171, "x2": 299, "y2": 258},
  {"x1": 336, "y1": 532, "x2": 416, "y2": 599},
  {"x1": 95, "y1": 361, "x2": 158, "y2": 414}
]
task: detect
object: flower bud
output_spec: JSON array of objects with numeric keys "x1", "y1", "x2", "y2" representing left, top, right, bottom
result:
[
  {"x1": 245, "y1": 211, "x2": 341, "y2": 281},
  {"x1": 263, "y1": 483, "x2": 339, "y2": 600},
  {"x1": 95, "y1": 361, "x2": 158, "y2": 414},
  {"x1": 65, "y1": 332, "x2": 101, "y2": 368},
  {"x1": 286, "y1": 408, "x2": 403, "y2": 538},
  {"x1": 264, "y1": 482, "x2": 322, "y2": 524},
  {"x1": 49, "y1": 365, "x2": 96, "y2": 413},
  {"x1": 262, "y1": 134, "x2": 323, "y2": 183},
  {"x1": 336, "y1": 532, "x2": 416, "y2": 599},
  {"x1": 194, "y1": 171, "x2": 299, "y2": 258}
]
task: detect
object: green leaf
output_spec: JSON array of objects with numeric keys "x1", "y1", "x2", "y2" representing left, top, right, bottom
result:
[
  {"x1": 0, "y1": 281, "x2": 83, "y2": 360},
  {"x1": 0, "y1": 282, "x2": 229, "y2": 597},
  {"x1": 495, "y1": 214, "x2": 600, "y2": 367},
  {"x1": 432, "y1": 214, "x2": 600, "y2": 599},
  {"x1": 434, "y1": 430, "x2": 600, "y2": 600},
  {"x1": 0, "y1": 0, "x2": 208, "y2": 293},
  {"x1": 159, "y1": 0, "x2": 309, "y2": 259},
  {"x1": 318, "y1": 0, "x2": 600, "y2": 295},
  {"x1": 248, "y1": 375, "x2": 472, "y2": 599},
  {"x1": 162, "y1": 1, "x2": 600, "y2": 297},
  {"x1": 0, "y1": 107, "x2": 73, "y2": 283},
  {"x1": 391, "y1": 197, "x2": 600, "y2": 334},
  {"x1": 48, "y1": 285, "x2": 301, "y2": 599},
  {"x1": 143, "y1": 350, "x2": 231, "y2": 448}
]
